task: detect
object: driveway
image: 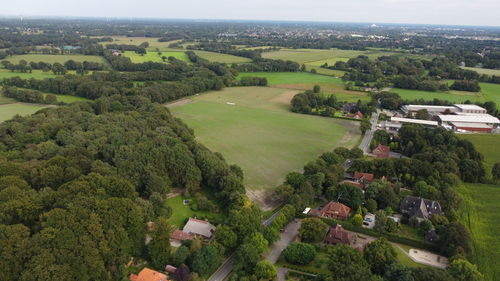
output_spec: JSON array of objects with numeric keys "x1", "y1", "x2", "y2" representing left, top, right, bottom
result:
[{"x1": 266, "y1": 219, "x2": 301, "y2": 263}]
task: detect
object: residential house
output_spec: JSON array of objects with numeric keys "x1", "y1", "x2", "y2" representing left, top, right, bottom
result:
[
  {"x1": 170, "y1": 218, "x2": 215, "y2": 247},
  {"x1": 342, "y1": 171, "x2": 375, "y2": 189},
  {"x1": 372, "y1": 144, "x2": 390, "y2": 159},
  {"x1": 323, "y1": 224, "x2": 352, "y2": 246},
  {"x1": 400, "y1": 196, "x2": 443, "y2": 221},
  {"x1": 310, "y1": 201, "x2": 351, "y2": 220},
  {"x1": 130, "y1": 268, "x2": 169, "y2": 281}
]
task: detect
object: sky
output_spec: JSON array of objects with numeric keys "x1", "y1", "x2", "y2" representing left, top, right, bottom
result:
[{"x1": 3, "y1": 0, "x2": 500, "y2": 27}]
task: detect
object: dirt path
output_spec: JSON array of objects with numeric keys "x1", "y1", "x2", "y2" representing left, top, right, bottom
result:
[
  {"x1": 270, "y1": 90, "x2": 299, "y2": 104},
  {"x1": 246, "y1": 189, "x2": 281, "y2": 211},
  {"x1": 165, "y1": 99, "x2": 193, "y2": 108}
]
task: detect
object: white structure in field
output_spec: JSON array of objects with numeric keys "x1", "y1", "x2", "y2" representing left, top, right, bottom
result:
[{"x1": 397, "y1": 104, "x2": 499, "y2": 133}]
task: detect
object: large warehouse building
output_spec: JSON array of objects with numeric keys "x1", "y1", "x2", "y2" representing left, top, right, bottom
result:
[{"x1": 437, "y1": 114, "x2": 500, "y2": 133}]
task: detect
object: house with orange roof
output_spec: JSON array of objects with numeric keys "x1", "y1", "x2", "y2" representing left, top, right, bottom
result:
[
  {"x1": 129, "y1": 268, "x2": 169, "y2": 281},
  {"x1": 310, "y1": 201, "x2": 351, "y2": 220}
]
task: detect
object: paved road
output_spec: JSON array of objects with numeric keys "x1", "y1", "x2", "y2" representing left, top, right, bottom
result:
[
  {"x1": 266, "y1": 220, "x2": 301, "y2": 263},
  {"x1": 207, "y1": 210, "x2": 283, "y2": 281},
  {"x1": 359, "y1": 109, "x2": 380, "y2": 154},
  {"x1": 277, "y1": 267, "x2": 288, "y2": 281}
]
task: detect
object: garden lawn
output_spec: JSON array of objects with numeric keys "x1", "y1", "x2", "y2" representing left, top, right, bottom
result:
[
  {"x1": 193, "y1": 50, "x2": 251, "y2": 64},
  {"x1": 3, "y1": 54, "x2": 107, "y2": 64},
  {"x1": 458, "y1": 183, "x2": 500, "y2": 281},
  {"x1": 164, "y1": 195, "x2": 220, "y2": 228},
  {"x1": 276, "y1": 250, "x2": 332, "y2": 275},
  {"x1": 459, "y1": 134, "x2": 500, "y2": 179},
  {"x1": 170, "y1": 87, "x2": 360, "y2": 193},
  {"x1": 122, "y1": 51, "x2": 190, "y2": 63},
  {"x1": 0, "y1": 103, "x2": 48, "y2": 123},
  {"x1": 393, "y1": 243, "x2": 429, "y2": 269}
]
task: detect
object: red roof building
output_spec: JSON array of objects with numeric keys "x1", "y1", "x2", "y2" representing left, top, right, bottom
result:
[
  {"x1": 323, "y1": 224, "x2": 352, "y2": 246},
  {"x1": 171, "y1": 229, "x2": 194, "y2": 241},
  {"x1": 354, "y1": 111, "x2": 363, "y2": 119},
  {"x1": 372, "y1": 144, "x2": 390, "y2": 159},
  {"x1": 311, "y1": 201, "x2": 351, "y2": 220},
  {"x1": 341, "y1": 180, "x2": 366, "y2": 189},
  {"x1": 354, "y1": 171, "x2": 374, "y2": 183},
  {"x1": 130, "y1": 268, "x2": 169, "y2": 281}
]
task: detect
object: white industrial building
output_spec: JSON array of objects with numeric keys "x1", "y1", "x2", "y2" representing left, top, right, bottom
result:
[
  {"x1": 437, "y1": 114, "x2": 500, "y2": 133},
  {"x1": 384, "y1": 117, "x2": 438, "y2": 132},
  {"x1": 402, "y1": 104, "x2": 488, "y2": 116}
]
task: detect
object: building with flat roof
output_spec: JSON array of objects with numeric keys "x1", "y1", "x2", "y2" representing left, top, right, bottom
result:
[
  {"x1": 437, "y1": 114, "x2": 500, "y2": 132},
  {"x1": 453, "y1": 104, "x2": 487, "y2": 114},
  {"x1": 401, "y1": 104, "x2": 487, "y2": 117},
  {"x1": 383, "y1": 117, "x2": 438, "y2": 132}
]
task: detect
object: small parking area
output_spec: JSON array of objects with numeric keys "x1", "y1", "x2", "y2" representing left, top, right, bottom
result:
[{"x1": 362, "y1": 213, "x2": 375, "y2": 229}]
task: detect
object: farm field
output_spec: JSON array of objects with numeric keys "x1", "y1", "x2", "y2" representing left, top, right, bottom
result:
[
  {"x1": 0, "y1": 103, "x2": 49, "y2": 123},
  {"x1": 122, "y1": 50, "x2": 190, "y2": 63},
  {"x1": 169, "y1": 87, "x2": 360, "y2": 208},
  {"x1": 479, "y1": 83, "x2": 500, "y2": 107},
  {"x1": 48, "y1": 94, "x2": 89, "y2": 103},
  {"x1": 0, "y1": 69, "x2": 61, "y2": 79},
  {"x1": 96, "y1": 36, "x2": 181, "y2": 50},
  {"x1": 459, "y1": 134, "x2": 500, "y2": 179},
  {"x1": 458, "y1": 183, "x2": 500, "y2": 281},
  {"x1": 461, "y1": 66, "x2": 500, "y2": 76},
  {"x1": 238, "y1": 72, "x2": 370, "y2": 101},
  {"x1": 193, "y1": 50, "x2": 252, "y2": 64},
  {"x1": 3, "y1": 54, "x2": 107, "y2": 64}
]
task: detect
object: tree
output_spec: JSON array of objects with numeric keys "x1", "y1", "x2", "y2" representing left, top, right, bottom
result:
[
  {"x1": 298, "y1": 218, "x2": 328, "y2": 243},
  {"x1": 351, "y1": 213, "x2": 363, "y2": 227},
  {"x1": 313, "y1": 85, "x2": 321, "y2": 93},
  {"x1": 254, "y1": 261, "x2": 277, "y2": 280},
  {"x1": 363, "y1": 238, "x2": 397, "y2": 275},
  {"x1": 415, "y1": 109, "x2": 431, "y2": 120},
  {"x1": 214, "y1": 225, "x2": 237, "y2": 250},
  {"x1": 327, "y1": 244, "x2": 377, "y2": 281},
  {"x1": 0, "y1": 224, "x2": 30, "y2": 281},
  {"x1": 173, "y1": 246, "x2": 190, "y2": 266},
  {"x1": 360, "y1": 118, "x2": 371, "y2": 134},
  {"x1": 234, "y1": 232, "x2": 268, "y2": 273},
  {"x1": 148, "y1": 217, "x2": 173, "y2": 269},
  {"x1": 411, "y1": 267, "x2": 456, "y2": 281},
  {"x1": 437, "y1": 222, "x2": 471, "y2": 256},
  {"x1": 283, "y1": 242, "x2": 316, "y2": 265},
  {"x1": 192, "y1": 244, "x2": 221, "y2": 276},
  {"x1": 374, "y1": 210, "x2": 388, "y2": 232},
  {"x1": 419, "y1": 220, "x2": 433, "y2": 233},
  {"x1": 492, "y1": 163, "x2": 500, "y2": 182},
  {"x1": 384, "y1": 263, "x2": 415, "y2": 281},
  {"x1": 448, "y1": 259, "x2": 484, "y2": 281}
]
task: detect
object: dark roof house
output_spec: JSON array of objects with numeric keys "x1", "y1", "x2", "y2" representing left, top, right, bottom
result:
[
  {"x1": 323, "y1": 224, "x2": 352, "y2": 245},
  {"x1": 400, "y1": 196, "x2": 443, "y2": 221}
]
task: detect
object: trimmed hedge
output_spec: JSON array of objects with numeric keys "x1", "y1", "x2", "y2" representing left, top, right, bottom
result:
[{"x1": 319, "y1": 217, "x2": 438, "y2": 252}]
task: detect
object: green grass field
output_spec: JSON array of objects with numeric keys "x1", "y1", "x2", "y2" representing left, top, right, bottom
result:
[
  {"x1": 193, "y1": 50, "x2": 252, "y2": 64},
  {"x1": 459, "y1": 134, "x2": 500, "y2": 179},
  {"x1": 0, "y1": 69, "x2": 60, "y2": 79},
  {"x1": 48, "y1": 94, "x2": 89, "y2": 103},
  {"x1": 390, "y1": 83, "x2": 500, "y2": 108},
  {"x1": 458, "y1": 183, "x2": 500, "y2": 281},
  {"x1": 97, "y1": 36, "x2": 177, "y2": 50},
  {"x1": 237, "y1": 72, "x2": 370, "y2": 101},
  {"x1": 170, "y1": 87, "x2": 360, "y2": 197},
  {"x1": 3, "y1": 54, "x2": 107, "y2": 65},
  {"x1": 122, "y1": 50, "x2": 190, "y2": 63},
  {"x1": 0, "y1": 103, "x2": 49, "y2": 123},
  {"x1": 461, "y1": 66, "x2": 500, "y2": 76},
  {"x1": 394, "y1": 243, "x2": 429, "y2": 269},
  {"x1": 164, "y1": 195, "x2": 221, "y2": 228}
]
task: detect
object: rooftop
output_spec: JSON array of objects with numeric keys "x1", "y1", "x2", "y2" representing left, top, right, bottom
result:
[
  {"x1": 453, "y1": 104, "x2": 486, "y2": 111},
  {"x1": 438, "y1": 114, "x2": 500, "y2": 124},
  {"x1": 451, "y1": 122, "x2": 493, "y2": 129},
  {"x1": 182, "y1": 217, "x2": 216, "y2": 238},
  {"x1": 391, "y1": 117, "x2": 439, "y2": 126}
]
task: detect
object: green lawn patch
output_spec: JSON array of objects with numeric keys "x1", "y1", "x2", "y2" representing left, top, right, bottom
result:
[
  {"x1": 3, "y1": 54, "x2": 107, "y2": 64},
  {"x1": 238, "y1": 72, "x2": 344, "y2": 85},
  {"x1": 389, "y1": 88, "x2": 483, "y2": 103},
  {"x1": 96, "y1": 36, "x2": 181, "y2": 51},
  {"x1": 458, "y1": 183, "x2": 500, "y2": 281},
  {"x1": 276, "y1": 249, "x2": 332, "y2": 275},
  {"x1": 479, "y1": 83, "x2": 500, "y2": 108},
  {"x1": 170, "y1": 87, "x2": 360, "y2": 194},
  {"x1": 193, "y1": 50, "x2": 251, "y2": 64},
  {"x1": 0, "y1": 103, "x2": 49, "y2": 123},
  {"x1": 461, "y1": 67, "x2": 500, "y2": 76},
  {"x1": 164, "y1": 195, "x2": 221, "y2": 228},
  {"x1": 0, "y1": 69, "x2": 60, "y2": 79},
  {"x1": 393, "y1": 243, "x2": 429, "y2": 268}
]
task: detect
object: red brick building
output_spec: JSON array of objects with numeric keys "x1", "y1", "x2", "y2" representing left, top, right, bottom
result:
[
  {"x1": 372, "y1": 144, "x2": 390, "y2": 159},
  {"x1": 323, "y1": 224, "x2": 352, "y2": 246},
  {"x1": 310, "y1": 201, "x2": 351, "y2": 220}
]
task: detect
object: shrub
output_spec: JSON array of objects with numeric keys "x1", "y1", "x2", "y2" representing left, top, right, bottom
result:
[{"x1": 283, "y1": 242, "x2": 316, "y2": 265}]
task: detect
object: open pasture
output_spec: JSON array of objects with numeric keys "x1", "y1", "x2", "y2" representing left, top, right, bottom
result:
[
  {"x1": 169, "y1": 87, "x2": 360, "y2": 206},
  {"x1": 390, "y1": 82, "x2": 500, "y2": 108},
  {"x1": 3, "y1": 54, "x2": 107, "y2": 65},
  {"x1": 193, "y1": 50, "x2": 252, "y2": 64},
  {"x1": 458, "y1": 183, "x2": 500, "y2": 281},
  {"x1": 459, "y1": 134, "x2": 500, "y2": 179},
  {"x1": 461, "y1": 66, "x2": 500, "y2": 76},
  {"x1": 122, "y1": 50, "x2": 190, "y2": 63},
  {"x1": 97, "y1": 36, "x2": 178, "y2": 50},
  {"x1": 0, "y1": 103, "x2": 49, "y2": 123},
  {"x1": 0, "y1": 69, "x2": 60, "y2": 80}
]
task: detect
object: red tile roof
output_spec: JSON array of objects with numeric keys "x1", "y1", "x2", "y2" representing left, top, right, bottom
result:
[
  {"x1": 130, "y1": 268, "x2": 168, "y2": 281},
  {"x1": 372, "y1": 144, "x2": 390, "y2": 158},
  {"x1": 171, "y1": 229, "x2": 193, "y2": 241},
  {"x1": 341, "y1": 180, "x2": 366, "y2": 189},
  {"x1": 317, "y1": 201, "x2": 351, "y2": 220},
  {"x1": 354, "y1": 172, "x2": 374, "y2": 182}
]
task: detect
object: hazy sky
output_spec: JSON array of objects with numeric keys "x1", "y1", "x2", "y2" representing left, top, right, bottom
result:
[{"x1": 3, "y1": 0, "x2": 500, "y2": 27}]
